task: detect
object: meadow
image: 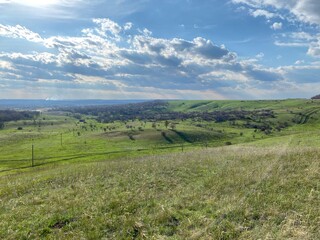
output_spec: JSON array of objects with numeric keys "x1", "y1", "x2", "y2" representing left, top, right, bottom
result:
[{"x1": 0, "y1": 99, "x2": 319, "y2": 239}]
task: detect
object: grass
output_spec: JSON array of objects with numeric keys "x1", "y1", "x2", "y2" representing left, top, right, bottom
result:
[
  {"x1": 0, "y1": 142, "x2": 319, "y2": 239},
  {"x1": 0, "y1": 99, "x2": 320, "y2": 239},
  {"x1": 0, "y1": 115, "x2": 255, "y2": 174}
]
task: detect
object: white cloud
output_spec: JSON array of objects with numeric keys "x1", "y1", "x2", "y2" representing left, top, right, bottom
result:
[
  {"x1": 307, "y1": 41, "x2": 320, "y2": 57},
  {"x1": 280, "y1": 63, "x2": 320, "y2": 71},
  {"x1": 233, "y1": 1, "x2": 320, "y2": 58},
  {"x1": 124, "y1": 22, "x2": 133, "y2": 31},
  {"x1": 0, "y1": 52, "x2": 57, "y2": 65},
  {"x1": 289, "y1": 32, "x2": 315, "y2": 41},
  {"x1": 250, "y1": 9, "x2": 276, "y2": 19},
  {"x1": 271, "y1": 22, "x2": 282, "y2": 30},
  {"x1": 235, "y1": 0, "x2": 320, "y2": 53},
  {"x1": 0, "y1": 60, "x2": 14, "y2": 70},
  {"x1": 255, "y1": 52, "x2": 264, "y2": 58},
  {"x1": 198, "y1": 70, "x2": 250, "y2": 83},
  {"x1": 220, "y1": 81, "x2": 320, "y2": 100},
  {"x1": 93, "y1": 18, "x2": 122, "y2": 39},
  {"x1": 0, "y1": 24, "x2": 43, "y2": 43},
  {"x1": 232, "y1": 0, "x2": 320, "y2": 25},
  {"x1": 1, "y1": 18, "x2": 317, "y2": 99},
  {"x1": 70, "y1": 74, "x2": 127, "y2": 88},
  {"x1": 137, "y1": 28, "x2": 152, "y2": 37},
  {"x1": 277, "y1": 32, "x2": 320, "y2": 57},
  {"x1": 291, "y1": 0, "x2": 320, "y2": 26}
]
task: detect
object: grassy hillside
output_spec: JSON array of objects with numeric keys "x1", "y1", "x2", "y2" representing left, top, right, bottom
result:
[
  {"x1": 167, "y1": 99, "x2": 316, "y2": 112},
  {"x1": 0, "y1": 142, "x2": 319, "y2": 239},
  {"x1": 1, "y1": 98, "x2": 320, "y2": 173},
  {"x1": 0, "y1": 99, "x2": 319, "y2": 239},
  {"x1": 1, "y1": 98, "x2": 320, "y2": 174}
]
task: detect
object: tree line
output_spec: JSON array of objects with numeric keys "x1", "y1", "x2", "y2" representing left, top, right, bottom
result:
[
  {"x1": 57, "y1": 100, "x2": 275, "y2": 124},
  {"x1": 0, "y1": 110, "x2": 40, "y2": 129}
]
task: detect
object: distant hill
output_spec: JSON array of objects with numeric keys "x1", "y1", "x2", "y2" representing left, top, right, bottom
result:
[
  {"x1": 0, "y1": 99, "x2": 147, "y2": 110},
  {"x1": 311, "y1": 94, "x2": 320, "y2": 99}
]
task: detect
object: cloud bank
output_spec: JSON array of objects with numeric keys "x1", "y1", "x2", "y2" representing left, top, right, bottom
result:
[{"x1": 0, "y1": 17, "x2": 319, "y2": 99}]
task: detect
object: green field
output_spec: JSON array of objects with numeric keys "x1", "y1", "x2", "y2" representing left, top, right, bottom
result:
[{"x1": 0, "y1": 99, "x2": 319, "y2": 239}]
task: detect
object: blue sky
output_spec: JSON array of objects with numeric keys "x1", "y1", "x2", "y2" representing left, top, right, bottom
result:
[{"x1": 0, "y1": 0, "x2": 320, "y2": 100}]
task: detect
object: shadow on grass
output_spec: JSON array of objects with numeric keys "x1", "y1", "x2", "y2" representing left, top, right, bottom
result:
[
  {"x1": 171, "y1": 130, "x2": 193, "y2": 143},
  {"x1": 161, "y1": 132, "x2": 173, "y2": 144}
]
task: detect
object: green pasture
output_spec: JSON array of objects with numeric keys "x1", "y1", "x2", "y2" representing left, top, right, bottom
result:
[{"x1": 1, "y1": 99, "x2": 320, "y2": 174}]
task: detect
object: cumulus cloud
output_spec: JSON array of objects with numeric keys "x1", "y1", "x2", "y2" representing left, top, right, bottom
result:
[
  {"x1": 307, "y1": 41, "x2": 320, "y2": 57},
  {"x1": 271, "y1": 22, "x2": 282, "y2": 30},
  {"x1": 292, "y1": 0, "x2": 320, "y2": 25},
  {"x1": 93, "y1": 18, "x2": 122, "y2": 39},
  {"x1": 124, "y1": 22, "x2": 133, "y2": 31},
  {"x1": 0, "y1": 24, "x2": 43, "y2": 43}
]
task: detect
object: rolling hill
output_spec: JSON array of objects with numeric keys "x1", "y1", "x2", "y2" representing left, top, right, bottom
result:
[{"x1": 0, "y1": 99, "x2": 319, "y2": 239}]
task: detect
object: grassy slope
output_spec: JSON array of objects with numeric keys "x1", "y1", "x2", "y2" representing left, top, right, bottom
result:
[
  {"x1": 167, "y1": 99, "x2": 313, "y2": 112},
  {"x1": 0, "y1": 142, "x2": 319, "y2": 239},
  {"x1": 2, "y1": 99, "x2": 320, "y2": 173},
  {"x1": 0, "y1": 99, "x2": 320, "y2": 239}
]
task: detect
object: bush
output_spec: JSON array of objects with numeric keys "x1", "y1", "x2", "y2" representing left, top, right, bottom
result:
[{"x1": 128, "y1": 134, "x2": 135, "y2": 140}]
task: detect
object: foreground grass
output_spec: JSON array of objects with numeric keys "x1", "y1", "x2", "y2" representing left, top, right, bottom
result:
[{"x1": 0, "y1": 143, "x2": 319, "y2": 239}]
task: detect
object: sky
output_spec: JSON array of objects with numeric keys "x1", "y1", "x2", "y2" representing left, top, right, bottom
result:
[{"x1": 0, "y1": 0, "x2": 320, "y2": 100}]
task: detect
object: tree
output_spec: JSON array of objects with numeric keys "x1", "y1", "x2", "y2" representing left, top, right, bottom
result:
[
  {"x1": 170, "y1": 123, "x2": 176, "y2": 130},
  {"x1": 152, "y1": 122, "x2": 157, "y2": 129},
  {"x1": 165, "y1": 120, "x2": 169, "y2": 129}
]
